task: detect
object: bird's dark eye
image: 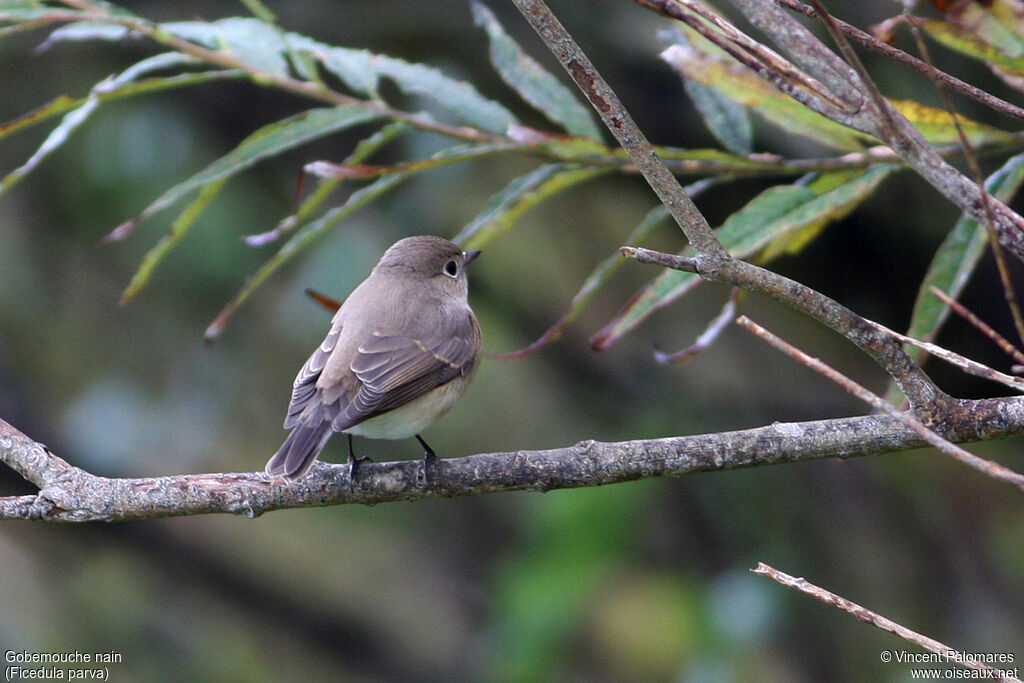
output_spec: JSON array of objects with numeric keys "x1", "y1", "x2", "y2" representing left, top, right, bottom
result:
[{"x1": 444, "y1": 260, "x2": 459, "y2": 277}]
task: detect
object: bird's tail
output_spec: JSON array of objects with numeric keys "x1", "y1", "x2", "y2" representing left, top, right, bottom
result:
[{"x1": 265, "y1": 414, "x2": 334, "y2": 482}]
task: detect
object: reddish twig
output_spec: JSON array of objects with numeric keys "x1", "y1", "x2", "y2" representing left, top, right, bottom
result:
[
  {"x1": 753, "y1": 563, "x2": 1023, "y2": 683},
  {"x1": 736, "y1": 315, "x2": 1024, "y2": 491}
]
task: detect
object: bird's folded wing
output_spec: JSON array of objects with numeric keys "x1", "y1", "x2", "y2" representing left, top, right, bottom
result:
[
  {"x1": 283, "y1": 322, "x2": 341, "y2": 429},
  {"x1": 334, "y1": 332, "x2": 477, "y2": 430}
]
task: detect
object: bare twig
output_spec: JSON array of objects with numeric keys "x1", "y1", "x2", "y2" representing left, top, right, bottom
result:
[
  {"x1": 930, "y1": 287, "x2": 1024, "y2": 368},
  {"x1": 753, "y1": 563, "x2": 1023, "y2": 683},
  {"x1": 507, "y1": 0, "x2": 947, "y2": 415},
  {"x1": 870, "y1": 319, "x2": 1024, "y2": 393},
  {"x1": 736, "y1": 315, "x2": 1024, "y2": 491},
  {"x1": 619, "y1": 246, "x2": 947, "y2": 414},
  {"x1": 895, "y1": 7, "x2": 1024, "y2": 350}
]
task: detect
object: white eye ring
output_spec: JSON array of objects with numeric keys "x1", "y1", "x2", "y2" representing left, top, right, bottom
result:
[{"x1": 443, "y1": 260, "x2": 459, "y2": 277}]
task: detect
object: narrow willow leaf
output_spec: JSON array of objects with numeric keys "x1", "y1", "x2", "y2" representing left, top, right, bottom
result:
[
  {"x1": 305, "y1": 141, "x2": 516, "y2": 180},
  {"x1": 654, "y1": 288, "x2": 741, "y2": 364},
  {"x1": 0, "y1": 6, "x2": 66, "y2": 23},
  {"x1": 759, "y1": 168, "x2": 891, "y2": 261},
  {"x1": 245, "y1": 122, "x2": 408, "y2": 246},
  {"x1": 1, "y1": 77, "x2": 107, "y2": 194},
  {"x1": 40, "y1": 20, "x2": 130, "y2": 47},
  {"x1": 1, "y1": 69, "x2": 245, "y2": 144},
  {"x1": 497, "y1": 204, "x2": 672, "y2": 358},
  {"x1": 660, "y1": 44, "x2": 870, "y2": 151},
  {"x1": 470, "y1": 0, "x2": 601, "y2": 140},
  {"x1": 205, "y1": 174, "x2": 408, "y2": 340},
  {"x1": 120, "y1": 177, "x2": 228, "y2": 303},
  {"x1": 0, "y1": 95, "x2": 78, "y2": 141},
  {"x1": 285, "y1": 32, "x2": 517, "y2": 134},
  {"x1": 682, "y1": 78, "x2": 754, "y2": 155},
  {"x1": 660, "y1": 28, "x2": 753, "y2": 154},
  {"x1": 114, "y1": 51, "x2": 201, "y2": 83},
  {"x1": 891, "y1": 99, "x2": 1013, "y2": 147},
  {"x1": 904, "y1": 153, "x2": 1024, "y2": 359},
  {"x1": 453, "y1": 164, "x2": 608, "y2": 249},
  {"x1": 108, "y1": 104, "x2": 382, "y2": 239},
  {"x1": 922, "y1": 4, "x2": 1024, "y2": 77},
  {"x1": 160, "y1": 18, "x2": 290, "y2": 76},
  {"x1": 212, "y1": 17, "x2": 288, "y2": 76},
  {"x1": 370, "y1": 55, "x2": 517, "y2": 134},
  {"x1": 591, "y1": 166, "x2": 895, "y2": 350},
  {"x1": 284, "y1": 33, "x2": 378, "y2": 96}
]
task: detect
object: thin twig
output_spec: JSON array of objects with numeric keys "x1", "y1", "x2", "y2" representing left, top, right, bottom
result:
[
  {"x1": 930, "y1": 287, "x2": 1024, "y2": 368},
  {"x1": 736, "y1": 315, "x2": 1024, "y2": 491},
  {"x1": 752, "y1": 563, "x2": 1023, "y2": 683},
  {"x1": 869, "y1": 318, "x2": 1024, "y2": 393},
  {"x1": 619, "y1": 246, "x2": 946, "y2": 413},
  {"x1": 897, "y1": 8, "x2": 1024, "y2": 349}
]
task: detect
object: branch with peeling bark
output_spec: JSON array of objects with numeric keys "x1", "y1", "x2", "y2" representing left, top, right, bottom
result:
[
  {"x1": 3, "y1": 0, "x2": 1023, "y2": 522},
  {"x1": 4, "y1": 397, "x2": 1024, "y2": 522}
]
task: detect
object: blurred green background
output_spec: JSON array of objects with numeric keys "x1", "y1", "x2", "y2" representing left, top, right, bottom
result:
[{"x1": 1, "y1": 1, "x2": 1022, "y2": 681}]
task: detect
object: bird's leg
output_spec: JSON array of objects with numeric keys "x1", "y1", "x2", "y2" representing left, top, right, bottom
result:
[
  {"x1": 415, "y1": 434, "x2": 437, "y2": 485},
  {"x1": 346, "y1": 434, "x2": 373, "y2": 484}
]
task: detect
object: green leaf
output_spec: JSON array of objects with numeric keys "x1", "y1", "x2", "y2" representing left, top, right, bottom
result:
[
  {"x1": 109, "y1": 104, "x2": 383, "y2": 239},
  {"x1": 891, "y1": 99, "x2": 1014, "y2": 147},
  {"x1": 1, "y1": 76, "x2": 107, "y2": 194},
  {"x1": 591, "y1": 166, "x2": 896, "y2": 350},
  {"x1": 470, "y1": 0, "x2": 601, "y2": 140},
  {"x1": 922, "y1": 2, "x2": 1024, "y2": 76},
  {"x1": 498, "y1": 204, "x2": 672, "y2": 358},
  {"x1": 682, "y1": 77, "x2": 754, "y2": 155},
  {"x1": 660, "y1": 28, "x2": 752, "y2": 154},
  {"x1": 0, "y1": 3, "x2": 64, "y2": 24},
  {"x1": 759, "y1": 168, "x2": 889, "y2": 261},
  {"x1": 205, "y1": 174, "x2": 408, "y2": 340},
  {"x1": 453, "y1": 164, "x2": 608, "y2": 249},
  {"x1": 164, "y1": 17, "x2": 289, "y2": 76},
  {"x1": 245, "y1": 122, "x2": 409, "y2": 247},
  {"x1": 41, "y1": 20, "x2": 130, "y2": 46},
  {"x1": 120, "y1": 177, "x2": 228, "y2": 304},
  {"x1": 112, "y1": 51, "x2": 202, "y2": 83},
  {"x1": 904, "y1": 152, "x2": 1024, "y2": 360},
  {"x1": 285, "y1": 32, "x2": 517, "y2": 134},
  {"x1": 660, "y1": 43, "x2": 871, "y2": 151},
  {"x1": 1, "y1": 69, "x2": 245, "y2": 146},
  {"x1": 0, "y1": 95, "x2": 78, "y2": 141},
  {"x1": 304, "y1": 140, "x2": 516, "y2": 180}
]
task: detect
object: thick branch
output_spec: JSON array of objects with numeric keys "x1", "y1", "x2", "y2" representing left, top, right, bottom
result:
[{"x1": 3, "y1": 401, "x2": 1023, "y2": 521}]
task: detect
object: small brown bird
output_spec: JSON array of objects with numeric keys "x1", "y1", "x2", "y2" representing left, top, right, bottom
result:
[{"x1": 265, "y1": 235, "x2": 481, "y2": 482}]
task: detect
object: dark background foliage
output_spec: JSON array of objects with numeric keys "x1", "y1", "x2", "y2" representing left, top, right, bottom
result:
[{"x1": 1, "y1": 1, "x2": 1021, "y2": 680}]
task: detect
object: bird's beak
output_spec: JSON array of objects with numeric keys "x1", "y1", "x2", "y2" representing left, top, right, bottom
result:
[{"x1": 464, "y1": 250, "x2": 482, "y2": 265}]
